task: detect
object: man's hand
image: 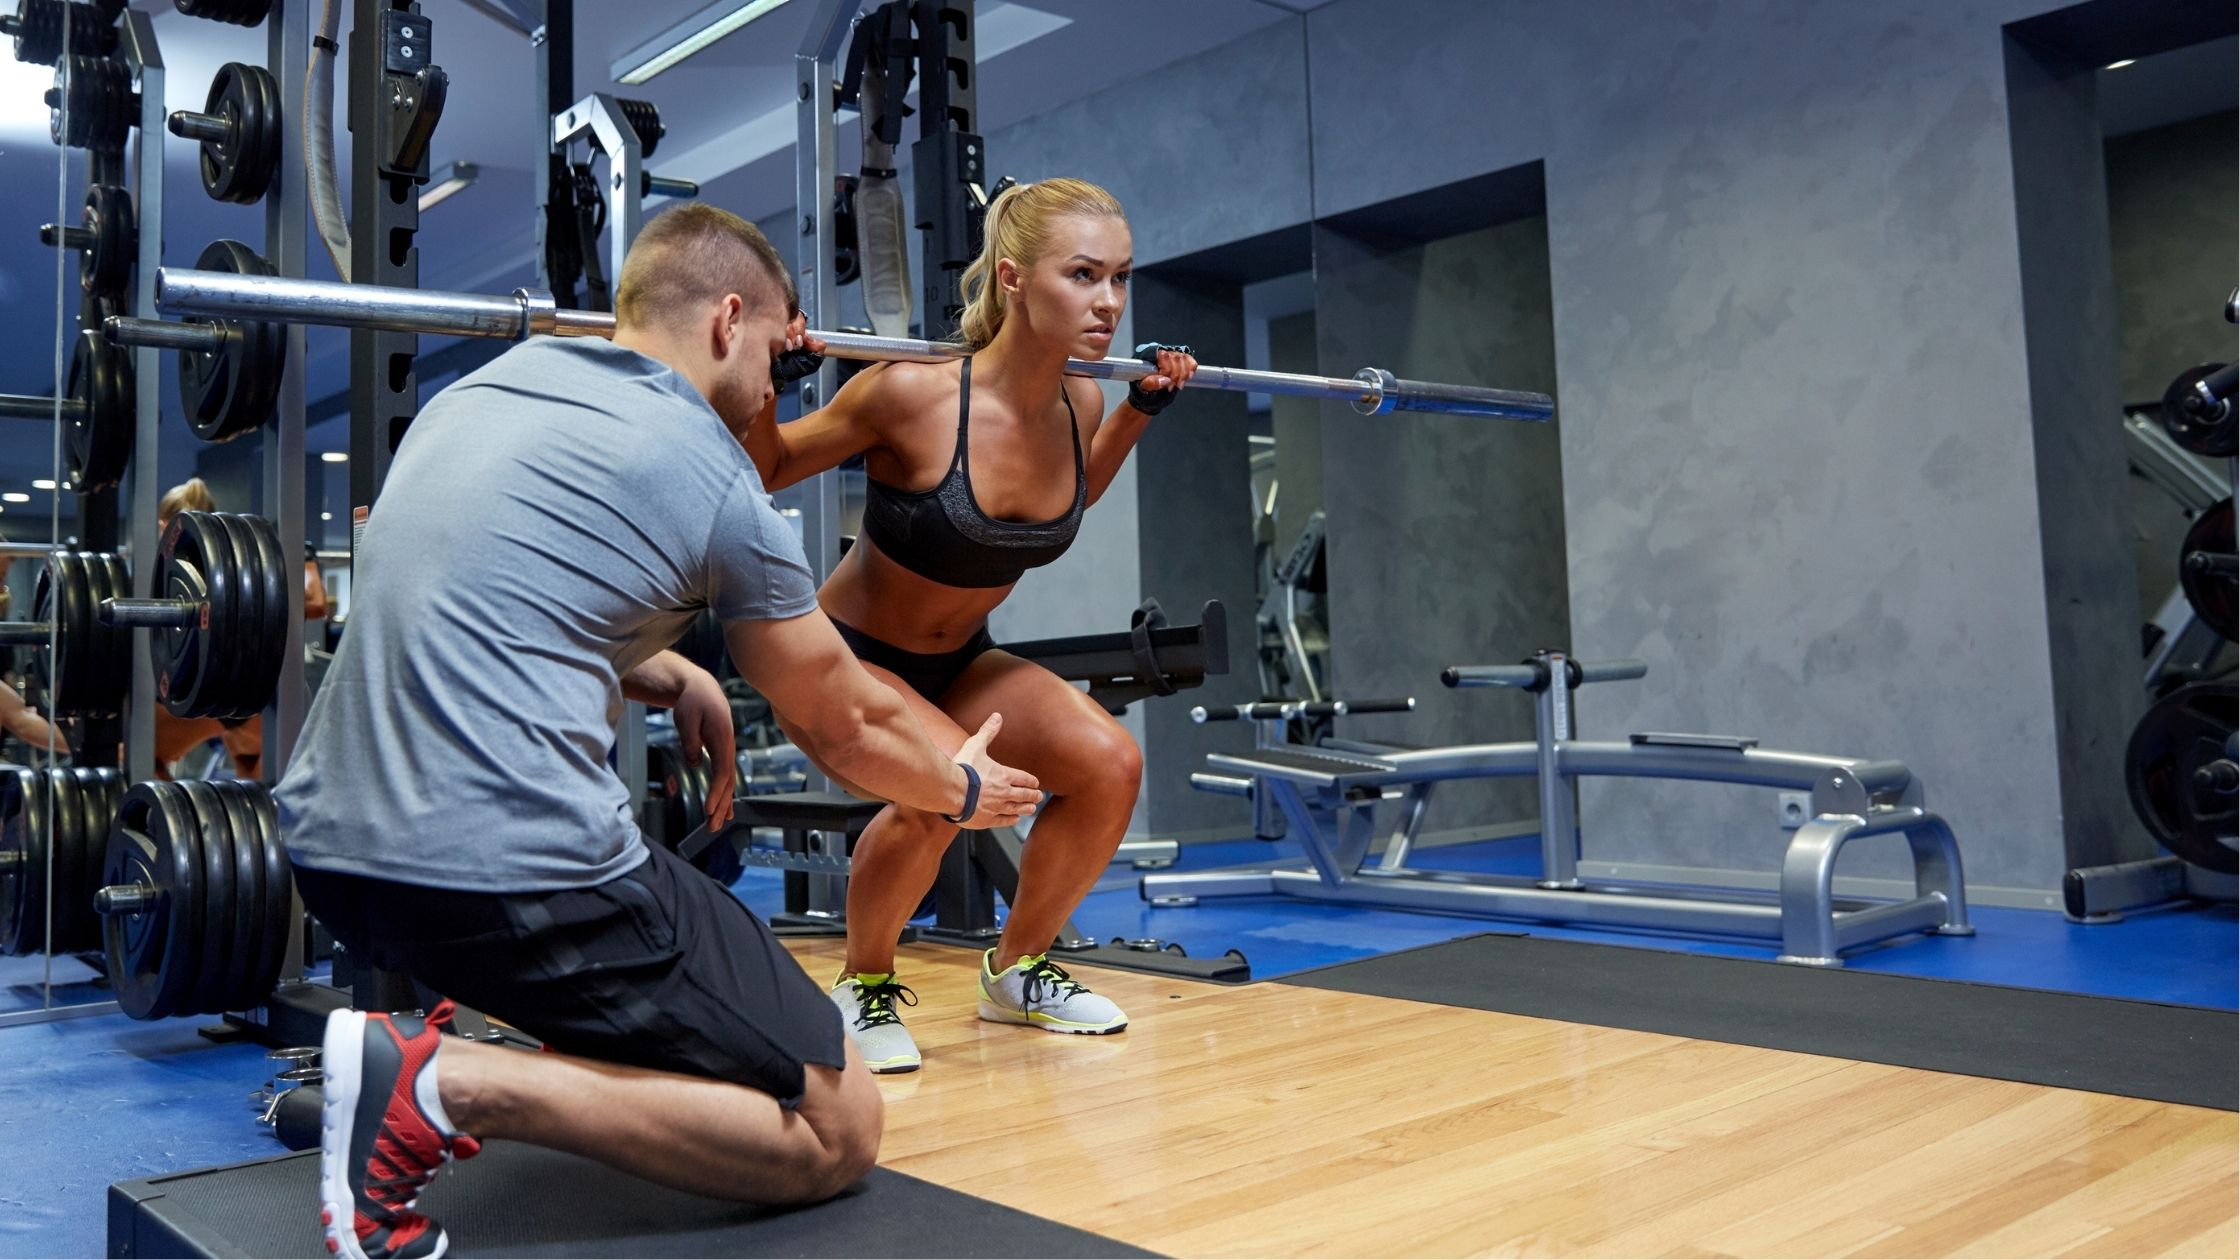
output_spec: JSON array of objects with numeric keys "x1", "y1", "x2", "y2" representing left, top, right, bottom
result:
[
  {"x1": 951, "y1": 713, "x2": 1042, "y2": 830},
  {"x1": 672, "y1": 666, "x2": 738, "y2": 832}
]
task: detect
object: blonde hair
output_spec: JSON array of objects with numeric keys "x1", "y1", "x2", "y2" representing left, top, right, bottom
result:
[
  {"x1": 957, "y1": 178, "x2": 1126, "y2": 351},
  {"x1": 158, "y1": 477, "x2": 216, "y2": 527}
]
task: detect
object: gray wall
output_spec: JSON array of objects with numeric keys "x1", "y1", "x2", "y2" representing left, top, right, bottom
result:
[
  {"x1": 1267, "y1": 310, "x2": 1324, "y2": 561},
  {"x1": 1315, "y1": 215, "x2": 1570, "y2": 833}
]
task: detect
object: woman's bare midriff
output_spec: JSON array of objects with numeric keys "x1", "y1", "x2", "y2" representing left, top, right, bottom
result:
[{"x1": 818, "y1": 533, "x2": 1016, "y2": 652}]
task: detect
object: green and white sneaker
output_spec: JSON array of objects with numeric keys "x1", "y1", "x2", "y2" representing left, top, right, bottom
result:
[
  {"x1": 977, "y1": 951, "x2": 1127, "y2": 1034},
  {"x1": 830, "y1": 972, "x2": 922, "y2": 1074}
]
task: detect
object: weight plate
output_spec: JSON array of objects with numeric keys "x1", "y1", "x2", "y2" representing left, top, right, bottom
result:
[
  {"x1": 2161, "y1": 363, "x2": 2240, "y2": 459},
  {"x1": 198, "y1": 62, "x2": 279, "y2": 203},
  {"x1": 248, "y1": 781, "x2": 290, "y2": 1000},
  {"x1": 178, "y1": 240, "x2": 282, "y2": 441},
  {"x1": 207, "y1": 513, "x2": 259, "y2": 716},
  {"x1": 49, "y1": 54, "x2": 129, "y2": 150},
  {"x1": 79, "y1": 182, "x2": 133, "y2": 297},
  {"x1": 83, "y1": 548, "x2": 130, "y2": 717},
  {"x1": 70, "y1": 767, "x2": 118, "y2": 954},
  {"x1": 47, "y1": 766, "x2": 87, "y2": 953},
  {"x1": 174, "y1": 0, "x2": 272, "y2": 28},
  {"x1": 209, "y1": 781, "x2": 265, "y2": 1010},
  {"x1": 13, "y1": 0, "x2": 119, "y2": 66},
  {"x1": 0, "y1": 767, "x2": 47, "y2": 955},
  {"x1": 2125, "y1": 682, "x2": 2239, "y2": 875},
  {"x1": 239, "y1": 515, "x2": 288, "y2": 716},
  {"x1": 102, "y1": 781, "x2": 204, "y2": 1020},
  {"x1": 2179, "y1": 499, "x2": 2235, "y2": 644},
  {"x1": 175, "y1": 780, "x2": 237, "y2": 1015},
  {"x1": 66, "y1": 327, "x2": 133, "y2": 493},
  {"x1": 154, "y1": 513, "x2": 228, "y2": 718}
]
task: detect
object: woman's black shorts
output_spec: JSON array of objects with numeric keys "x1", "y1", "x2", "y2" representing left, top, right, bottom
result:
[{"x1": 830, "y1": 616, "x2": 996, "y2": 701}]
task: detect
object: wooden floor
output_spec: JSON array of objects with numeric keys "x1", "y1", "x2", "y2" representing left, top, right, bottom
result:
[{"x1": 784, "y1": 938, "x2": 2240, "y2": 1259}]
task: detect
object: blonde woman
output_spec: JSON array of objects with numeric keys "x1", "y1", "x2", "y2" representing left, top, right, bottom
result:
[{"x1": 747, "y1": 178, "x2": 1197, "y2": 1073}]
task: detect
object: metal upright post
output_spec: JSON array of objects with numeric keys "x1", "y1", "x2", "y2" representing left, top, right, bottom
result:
[
  {"x1": 266, "y1": 1, "x2": 309, "y2": 777},
  {"x1": 794, "y1": 0, "x2": 860, "y2": 592},
  {"x1": 533, "y1": 0, "x2": 571, "y2": 300},
  {"x1": 1534, "y1": 653, "x2": 1583, "y2": 890},
  {"x1": 122, "y1": 8, "x2": 160, "y2": 786}
]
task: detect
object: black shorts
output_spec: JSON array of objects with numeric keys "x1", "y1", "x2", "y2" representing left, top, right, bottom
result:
[
  {"x1": 292, "y1": 842, "x2": 846, "y2": 1105},
  {"x1": 831, "y1": 616, "x2": 996, "y2": 701}
]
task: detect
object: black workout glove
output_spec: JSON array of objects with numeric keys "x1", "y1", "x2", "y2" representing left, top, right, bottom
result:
[
  {"x1": 1127, "y1": 342, "x2": 1191, "y2": 416},
  {"x1": 772, "y1": 345, "x2": 825, "y2": 391}
]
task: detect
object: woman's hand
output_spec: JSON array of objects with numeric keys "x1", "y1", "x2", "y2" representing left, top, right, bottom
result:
[{"x1": 1126, "y1": 342, "x2": 1198, "y2": 415}]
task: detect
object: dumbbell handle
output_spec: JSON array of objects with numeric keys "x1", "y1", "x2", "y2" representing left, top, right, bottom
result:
[
  {"x1": 1443, "y1": 659, "x2": 1649, "y2": 690},
  {"x1": 40, "y1": 223, "x2": 94, "y2": 251},
  {"x1": 168, "y1": 110, "x2": 230, "y2": 145},
  {"x1": 104, "y1": 316, "x2": 228, "y2": 354},
  {"x1": 0, "y1": 620, "x2": 54, "y2": 646},
  {"x1": 101, "y1": 597, "x2": 201, "y2": 629},
  {"x1": 2185, "y1": 550, "x2": 2237, "y2": 576},
  {"x1": 95, "y1": 883, "x2": 159, "y2": 915},
  {"x1": 0, "y1": 393, "x2": 86, "y2": 422},
  {"x1": 1192, "y1": 697, "x2": 1415, "y2": 723}
]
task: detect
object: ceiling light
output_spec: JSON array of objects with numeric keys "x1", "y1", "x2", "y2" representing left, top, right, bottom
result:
[
  {"x1": 614, "y1": 0, "x2": 792, "y2": 85},
  {"x1": 31, "y1": 479, "x2": 56, "y2": 490},
  {"x1": 321, "y1": 451, "x2": 348, "y2": 463},
  {"x1": 418, "y1": 160, "x2": 480, "y2": 212},
  {"x1": 321, "y1": 511, "x2": 333, "y2": 521},
  {"x1": 1, "y1": 493, "x2": 30, "y2": 503},
  {"x1": 2104, "y1": 59, "x2": 2135, "y2": 69}
]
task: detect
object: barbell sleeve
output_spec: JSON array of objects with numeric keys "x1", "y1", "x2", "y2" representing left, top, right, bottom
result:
[
  {"x1": 1442, "y1": 664, "x2": 1541, "y2": 689},
  {"x1": 0, "y1": 393, "x2": 85, "y2": 421},
  {"x1": 0, "y1": 621, "x2": 52, "y2": 645},
  {"x1": 104, "y1": 316, "x2": 229, "y2": 354},
  {"x1": 153, "y1": 266, "x2": 1556, "y2": 421},
  {"x1": 1577, "y1": 659, "x2": 1650, "y2": 684},
  {"x1": 643, "y1": 173, "x2": 699, "y2": 199},
  {"x1": 39, "y1": 223, "x2": 93, "y2": 250},
  {"x1": 167, "y1": 110, "x2": 230, "y2": 145},
  {"x1": 100, "y1": 597, "x2": 200, "y2": 629},
  {"x1": 95, "y1": 884, "x2": 158, "y2": 915}
]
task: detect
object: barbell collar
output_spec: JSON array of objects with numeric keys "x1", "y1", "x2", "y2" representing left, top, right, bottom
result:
[
  {"x1": 0, "y1": 392, "x2": 85, "y2": 421},
  {"x1": 512, "y1": 287, "x2": 558, "y2": 338},
  {"x1": 167, "y1": 109, "x2": 230, "y2": 145},
  {"x1": 100, "y1": 596, "x2": 200, "y2": 629},
  {"x1": 95, "y1": 883, "x2": 159, "y2": 916},
  {"x1": 643, "y1": 173, "x2": 699, "y2": 199},
  {"x1": 104, "y1": 315, "x2": 228, "y2": 354}
]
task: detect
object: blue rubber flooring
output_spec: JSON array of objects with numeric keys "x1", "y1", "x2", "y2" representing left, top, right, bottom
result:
[{"x1": 2, "y1": 833, "x2": 2232, "y2": 1258}]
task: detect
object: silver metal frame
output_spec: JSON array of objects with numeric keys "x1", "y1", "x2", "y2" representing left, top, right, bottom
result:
[
  {"x1": 144, "y1": 268, "x2": 1558, "y2": 421},
  {"x1": 1145, "y1": 653, "x2": 1975, "y2": 967},
  {"x1": 267, "y1": 0, "x2": 312, "y2": 990},
  {"x1": 795, "y1": 0, "x2": 861, "y2": 597}
]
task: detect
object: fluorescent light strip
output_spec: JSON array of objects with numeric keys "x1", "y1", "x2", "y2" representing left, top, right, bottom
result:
[
  {"x1": 617, "y1": 0, "x2": 793, "y2": 85},
  {"x1": 2105, "y1": 59, "x2": 2136, "y2": 69},
  {"x1": 1, "y1": 493, "x2": 30, "y2": 503},
  {"x1": 31, "y1": 479, "x2": 56, "y2": 490},
  {"x1": 321, "y1": 452, "x2": 349, "y2": 463}
]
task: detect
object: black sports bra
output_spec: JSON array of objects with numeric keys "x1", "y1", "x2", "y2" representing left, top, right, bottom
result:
[{"x1": 859, "y1": 359, "x2": 1086, "y2": 589}]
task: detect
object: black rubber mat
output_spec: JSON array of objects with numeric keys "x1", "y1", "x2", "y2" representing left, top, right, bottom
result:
[
  {"x1": 110, "y1": 1141, "x2": 1157, "y2": 1258},
  {"x1": 1287, "y1": 933, "x2": 2237, "y2": 1111}
]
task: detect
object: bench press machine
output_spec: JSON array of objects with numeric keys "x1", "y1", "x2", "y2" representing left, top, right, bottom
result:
[{"x1": 1149, "y1": 650, "x2": 1973, "y2": 967}]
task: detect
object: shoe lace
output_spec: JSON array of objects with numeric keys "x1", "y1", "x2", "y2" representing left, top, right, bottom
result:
[
  {"x1": 851, "y1": 978, "x2": 918, "y2": 1030},
  {"x1": 1019, "y1": 956, "x2": 1090, "y2": 1007}
]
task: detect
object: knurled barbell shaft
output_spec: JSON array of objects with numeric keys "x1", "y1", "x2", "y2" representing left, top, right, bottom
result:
[
  {"x1": 156, "y1": 266, "x2": 1557, "y2": 421},
  {"x1": 100, "y1": 597, "x2": 200, "y2": 629},
  {"x1": 104, "y1": 315, "x2": 229, "y2": 354},
  {"x1": 167, "y1": 109, "x2": 231, "y2": 145},
  {"x1": 94, "y1": 884, "x2": 158, "y2": 915},
  {"x1": 40, "y1": 223, "x2": 94, "y2": 250},
  {"x1": 0, "y1": 392, "x2": 87, "y2": 421}
]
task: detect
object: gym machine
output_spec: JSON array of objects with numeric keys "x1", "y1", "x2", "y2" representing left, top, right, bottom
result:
[{"x1": 1147, "y1": 650, "x2": 1975, "y2": 968}]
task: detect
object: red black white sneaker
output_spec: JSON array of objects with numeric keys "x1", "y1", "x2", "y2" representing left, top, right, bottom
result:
[{"x1": 319, "y1": 1001, "x2": 482, "y2": 1259}]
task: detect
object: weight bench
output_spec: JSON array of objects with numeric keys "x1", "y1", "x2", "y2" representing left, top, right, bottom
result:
[{"x1": 1152, "y1": 651, "x2": 1974, "y2": 967}]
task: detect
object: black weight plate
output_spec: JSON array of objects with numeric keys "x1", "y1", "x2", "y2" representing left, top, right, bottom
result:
[
  {"x1": 31, "y1": 552, "x2": 100, "y2": 717},
  {"x1": 246, "y1": 60, "x2": 281, "y2": 200},
  {"x1": 247, "y1": 782, "x2": 290, "y2": 999},
  {"x1": 83, "y1": 548, "x2": 130, "y2": 717},
  {"x1": 102, "y1": 781, "x2": 204, "y2": 1020},
  {"x1": 175, "y1": 0, "x2": 273, "y2": 29},
  {"x1": 209, "y1": 780, "x2": 264, "y2": 1011},
  {"x1": 2179, "y1": 499, "x2": 2235, "y2": 644},
  {"x1": 46, "y1": 767, "x2": 86, "y2": 953},
  {"x1": 240, "y1": 515, "x2": 288, "y2": 714},
  {"x1": 80, "y1": 183, "x2": 133, "y2": 297},
  {"x1": 153, "y1": 514, "x2": 218, "y2": 717},
  {"x1": 2125, "y1": 682, "x2": 2239, "y2": 875},
  {"x1": 64, "y1": 328, "x2": 132, "y2": 494},
  {"x1": 198, "y1": 63, "x2": 270, "y2": 203},
  {"x1": 177, "y1": 240, "x2": 281, "y2": 441},
  {"x1": 0, "y1": 768, "x2": 46, "y2": 955},
  {"x1": 2161, "y1": 363, "x2": 2240, "y2": 459},
  {"x1": 206, "y1": 513, "x2": 260, "y2": 716},
  {"x1": 58, "y1": 766, "x2": 101, "y2": 952},
  {"x1": 175, "y1": 780, "x2": 237, "y2": 1015},
  {"x1": 71, "y1": 767, "x2": 119, "y2": 954}
]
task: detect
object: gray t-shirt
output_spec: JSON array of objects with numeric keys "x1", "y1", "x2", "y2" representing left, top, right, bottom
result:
[{"x1": 277, "y1": 337, "x2": 816, "y2": 892}]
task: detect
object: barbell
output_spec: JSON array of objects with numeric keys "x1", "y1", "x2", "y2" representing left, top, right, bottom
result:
[{"x1": 130, "y1": 264, "x2": 1555, "y2": 421}]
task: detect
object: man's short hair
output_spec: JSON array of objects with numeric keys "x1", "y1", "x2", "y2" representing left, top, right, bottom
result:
[{"x1": 614, "y1": 203, "x2": 795, "y2": 332}]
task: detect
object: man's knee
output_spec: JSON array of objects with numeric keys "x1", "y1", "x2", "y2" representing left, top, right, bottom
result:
[{"x1": 800, "y1": 1056, "x2": 884, "y2": 1198}]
